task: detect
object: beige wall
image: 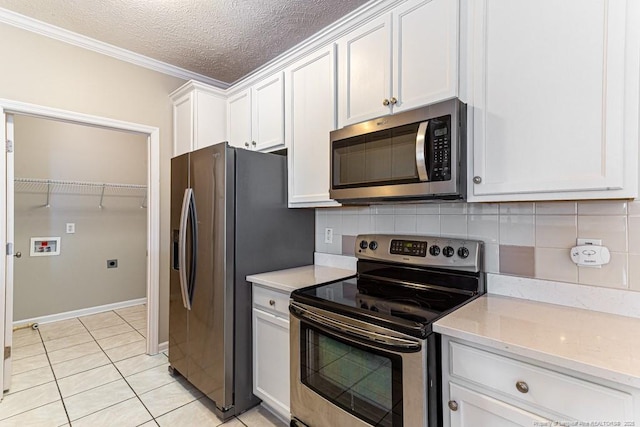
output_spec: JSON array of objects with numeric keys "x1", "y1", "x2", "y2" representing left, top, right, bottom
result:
[
  {"x1": 0, "y1": 23, "x2": 186, "y2": 340},
  {"x1": 13, "y1": 116, "x2": 147, "y2": 320}
]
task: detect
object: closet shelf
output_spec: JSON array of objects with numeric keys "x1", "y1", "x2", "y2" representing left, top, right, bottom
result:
[{"x1": 14, "y1": 178, "x2": 148, "y2": 208}]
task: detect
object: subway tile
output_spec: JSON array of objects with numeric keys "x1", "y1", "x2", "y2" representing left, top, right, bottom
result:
[
  {"x1": 325, "y1": 235, "x2": 342, "y2": 255},
  {"x1": 484, "y1": 243, "x2": 500, "y2": 274},
  {"x1": 535, "y1": 201, "x2": 577, "y2": 215},
  {"x1": 342, "y1": 235, "x2": 356, "y2": 256},
  {"x1": 577, "y1": 252, "x2": 628, "y2": 289},
  {"x1": 373, "y1": 215, "x2": 395, "y2": 233},
  {"x1": 628, "y1": 216, "x2": 640, "y2": 254},
  {"x1": 394, "y1": 204, "x2": 417, "y2": 214},
  {"x1": 577, "y1": 215, "x2": 627, "y2": 252},
  {"x1": 314, "y1": 233, "x2": 327, "y2": 253},
  {"x1": 468, "y1": 203, "x2": 499, "y2": 215},
  {"x1": 416, "y1": 203, "x2": 440, "y2": 214},
  {"x1": 499, "y1": 245, "x2": 535, "y2": 277},
  {"x1": 577, "y1": 200, "x2": 627, "y2": 215},
  {"x1": 499, "y1": 202, "x2": 535, "y2": 215},
  {"x1": 534, "y1": 247, "x2": 578, "y2": 283},
  {"x1": 441, "y1": 215, "x2": 467, "y2": 238},
  {"x1": 440, "y1": 202, "x2": 467, "y2": 215},
  {"x1": 341, "y1": 214, "x2": 359, "y2": 235},
  {"x1": 315, "y1": 209, "x2": 328, "y2": 229},
  {"x1": 325, "y1": 214, "x2": 343, "y2": 235},
  {"x1": 467, "y1": 215, "x2": 499, "y2": 244},
  {"x1": 340, "y1": 207, "x2": 360, "y2": 215},
  {"x1": 370, "y1": 205, "x2": 394, "y2": 215},
  {"x1": 535, "y1": 215, "x2": 577, "y2": 249},
  {"x1": 629, "y1": 254, "x2": 640, "y2": 291},
  {"x1": 357, "y1": 214, "x2": 374, "y2": 234},
  {"x1": 629, "y1": 201, "x2": 640, "y2": 216},
  {"x1": 499, "y1": 215, "x2": 535, "y2": 246},
  {"x1": 416, "y1": 215, "x2": 440, "y2": 235},
  {"x1": 394, "y1": 215, "x2": 417, "y2": 233}
]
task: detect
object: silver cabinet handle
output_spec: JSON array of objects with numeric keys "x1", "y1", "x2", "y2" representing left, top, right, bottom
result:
[
  {"x1": 251, "y1": 141, "x2": 257, "y2": 147},
  {"x1": 516, "y1": 381, "x2": 529, "y2": 394},
  {"x1": 390, "y1": 97, "x2": 397, "y2": 105},
  {"x1": 473, "y1": 176, "x2": 482, "y2": 184},
  {"x1": 14, "y1": 252, "x2": 21, "y2": 258},
  {"x1": 244, "y1": 142, "x2": 249, "y2": 148},
  {"x1": 382, "y1": 98, "x2": 390, "y2": 106},
  {"x1": 269, "y1": 300, "x2": 275, "y2": 306},
  {"x1": 448, "y1": 400, "x2": 458, "y2": 411},
  {"x1": 415, "y1": 121, "x2": 429, "y2": 182}
]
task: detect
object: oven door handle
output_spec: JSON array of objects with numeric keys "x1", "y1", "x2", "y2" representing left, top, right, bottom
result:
[
  {"x1": 415, "y1": 120, "x2": 429, "y2": 182},
  {"x1": 290, "y1": 303, "x2": 422, "y2": 352}
]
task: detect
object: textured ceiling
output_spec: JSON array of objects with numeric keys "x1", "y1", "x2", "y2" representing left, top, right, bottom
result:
[{"x1": 0, "y1": 0, "x2": 369, "y2": 85}]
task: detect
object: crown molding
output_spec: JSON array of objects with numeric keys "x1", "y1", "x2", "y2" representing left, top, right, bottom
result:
[{"x1": 0, "y1": 7, "x2": 230, "y2": 90}]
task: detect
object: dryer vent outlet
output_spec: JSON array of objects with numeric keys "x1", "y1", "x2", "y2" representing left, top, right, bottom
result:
[{"x1": 107, "y1": 259, "x2": 118, "y2": 269}]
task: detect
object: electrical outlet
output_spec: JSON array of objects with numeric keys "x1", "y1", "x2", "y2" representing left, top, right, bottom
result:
[
  {"x1": 577, "y1": 238, "x2": 602, "y2": 246},
  {"x1": 324, "y1": 228, "x2": 333, "y2": 244},
  {"x1": 66, "y1": 223, "x2": 75, "y2": 234}
]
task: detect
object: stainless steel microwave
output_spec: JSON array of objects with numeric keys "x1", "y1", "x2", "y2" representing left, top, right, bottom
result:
[{"x1": 329, "y1": 99, "x2": 466, "y2": 203}]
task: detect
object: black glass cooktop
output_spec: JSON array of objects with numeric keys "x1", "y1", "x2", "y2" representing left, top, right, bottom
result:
[{"x1": 291, "y1": 275, "x2": 476, "y2": 339}]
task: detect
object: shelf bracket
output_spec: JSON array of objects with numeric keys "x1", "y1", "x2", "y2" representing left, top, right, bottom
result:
[
  {"x1": 45, "y1": 180, "x2": 51, "y2": 208},
  {"x1": 140, "y1": 192, "x2": 147, "y2": 209}
]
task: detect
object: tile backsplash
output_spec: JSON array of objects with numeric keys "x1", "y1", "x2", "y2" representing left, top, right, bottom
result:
[{"x1": 315, "y1": 200, "x2": 640, "y2": 292}]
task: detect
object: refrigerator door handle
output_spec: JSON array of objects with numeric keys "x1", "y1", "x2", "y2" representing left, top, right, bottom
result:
[
  {"x1": 179, "y1": 188, "x2": 193, "y2": 310},
  {"x1": 187, "y1": 189, "x2": 198, "y2": 307}
]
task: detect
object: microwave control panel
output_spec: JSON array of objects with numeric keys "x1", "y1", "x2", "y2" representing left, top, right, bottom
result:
[{"x1": 429, "y1": 115, "x2": 451, "y2": 182}]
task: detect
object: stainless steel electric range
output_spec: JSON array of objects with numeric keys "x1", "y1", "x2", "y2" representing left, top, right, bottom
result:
[{"x1": 289, "y1": 234, "x2": 485, "y2": 427}]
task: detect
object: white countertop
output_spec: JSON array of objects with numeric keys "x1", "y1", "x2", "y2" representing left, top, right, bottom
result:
[
  {"x1": 434, "y1": 295, "x2": 640, "y2": 388},
  {"x1": 246, "y1": 265, "x2": 356, "y2": 294}
]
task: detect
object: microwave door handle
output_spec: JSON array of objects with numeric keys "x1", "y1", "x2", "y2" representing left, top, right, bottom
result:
[
  {"x1": 415, "y1": 121, "x2": 429, "y2": 181},
  {"x1": 178, "y1": 188, "x2": 192, "y2": 310}
]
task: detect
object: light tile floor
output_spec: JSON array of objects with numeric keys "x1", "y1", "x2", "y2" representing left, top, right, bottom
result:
[{"x1": 2, "y1": 305, "x2": 286, "y2": 427}]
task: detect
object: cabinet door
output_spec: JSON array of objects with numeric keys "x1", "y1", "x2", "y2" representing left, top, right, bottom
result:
[
  {"x1": 253, "y1": 308, "x2": 290, "y2": 420},
  {"x1": 173, "y1": 92, "x2": 193, "y2": 157},
  {"x1": 392, "y1": 0, "x2": 458, "y2": 113},
  {"x1": 448, "y1": 383, "x2": 549, "y2": 427},
  {"x1": 469, "y1": 0, "x2": 638, "y2": 201},
  {"x1": 252, "y1": 73, "x2": 285, "y2": 152},
  {"x1": 338, "y1": 14, "x2": 392, "y2": 127},
  {"x1": 286, "y1": 45, "x2": 340, "y2": 207},
  {"x1": 193, "y1": 90, "x2": 227, "y2": 150},
  {"x1": 227, "y1": 89, "x2": 252, "y2": 149}
]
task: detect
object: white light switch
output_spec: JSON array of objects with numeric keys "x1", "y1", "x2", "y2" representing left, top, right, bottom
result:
[{"x1": 66, "y1": 223, "x2": 75, "y2": 234}]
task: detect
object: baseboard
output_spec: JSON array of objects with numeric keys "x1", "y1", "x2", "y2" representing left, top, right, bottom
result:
[
  {"x1": 158, "y1": 341, "x2": 168, "y2": 354},
  {"x1": 14, "y1": 297, "x2": 147, "y2": 327}
]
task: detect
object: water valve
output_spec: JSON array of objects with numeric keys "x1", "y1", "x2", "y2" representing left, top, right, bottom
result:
[{"x1": 570, "y1": 244, "x2": 610, "y2": 268}]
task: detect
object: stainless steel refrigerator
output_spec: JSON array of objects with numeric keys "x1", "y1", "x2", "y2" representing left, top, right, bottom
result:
[{"x1": 169, "y1": 142, "x2": 314, "y2": 420}]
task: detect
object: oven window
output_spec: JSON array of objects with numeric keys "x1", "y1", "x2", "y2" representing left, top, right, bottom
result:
[
  {"x1": 300, "y1": 324, "x2": 403, "y2": 426},
  {"x1": 332, "y1": 123, "x2": 420, "y2": 189}
]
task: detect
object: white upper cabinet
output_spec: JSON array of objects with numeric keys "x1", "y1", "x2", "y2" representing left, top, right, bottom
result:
[
  {"x1": 338, "y1": 0, "x2": 459, "y2": 127},
  {"x1": 170, "y1": 81, "x2": 227, "y2": 157},
  {"x1": 252, "y1": 73, "x2": 285, "y2": 152},
  {"x1": 227, "y1": 73, "x2": 285, "y2": 152},
  {"x1": 467, "y1": 0, "x2": 640, "y2": 201},
  {"x1": 285, "y1": 45, "x2": 340, "y2": 207},
  {"x1": 227, "y1": 89, "x2": 252, "y2": 149}
]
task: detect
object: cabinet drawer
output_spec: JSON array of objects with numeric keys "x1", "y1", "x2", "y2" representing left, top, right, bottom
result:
[
  {"x1": 253, "y1": 285, "x2": 290, "y2": 317},
  {"x1": 449, "y1": 341, "x2": 634, "y2": 421}
]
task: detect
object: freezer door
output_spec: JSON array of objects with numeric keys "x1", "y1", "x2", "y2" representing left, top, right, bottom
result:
[
  {"x1": 169, "y1": 153, "x2": 190, "y2": 377},
  {"x1": 187, "y1": 143, "x2": 235, "y2": 411}
]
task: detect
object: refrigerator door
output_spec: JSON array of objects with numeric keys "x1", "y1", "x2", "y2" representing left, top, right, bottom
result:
[
  {"x1": 187, "y1": 143, "x2": 235, "y2": 411},
  {"x1": 169, "y1": 153, "x2": 190, "y2": 377}
]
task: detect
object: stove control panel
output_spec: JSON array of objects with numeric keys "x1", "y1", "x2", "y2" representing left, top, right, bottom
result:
[{"x1": 356, "y1": 234, "x2": 483, "y2": 272}]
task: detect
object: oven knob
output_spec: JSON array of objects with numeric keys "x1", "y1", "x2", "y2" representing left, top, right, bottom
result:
[
  {"x1": 458, "y1": 247, "x2": 470, "y2": 259},
  {"x1": 369, "y1": 241, "x2": 378, "y2": 250},
  {"x1": 359, "y1": 240, "x2": 368, "y2": 250},
  {"x1": 370, "y1": 306, "x2": 378, "y2": 312},
  {"x1": 443, "y1": 246, "x2": 455, "y2": 257},
  {"x1": 429, "y1": 245, "x2": 440, "y2": 256}
]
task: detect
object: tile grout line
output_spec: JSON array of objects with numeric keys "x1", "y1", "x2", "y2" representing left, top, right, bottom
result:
[{"x1": 39, "y1": 325, "x2": 73, "y2": 426}]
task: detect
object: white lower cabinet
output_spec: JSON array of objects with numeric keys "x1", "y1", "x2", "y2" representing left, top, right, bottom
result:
[
  {"x1": 442, "y1": 337, "x2": 639, "y2": 426},
  {"x1": 251, "y1": 284, "x2": 291, "y2": 421}
]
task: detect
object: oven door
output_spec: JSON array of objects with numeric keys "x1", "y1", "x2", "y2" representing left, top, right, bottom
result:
[{"x1": 289, "y1": 302, "x2": 432, "y2": 427}]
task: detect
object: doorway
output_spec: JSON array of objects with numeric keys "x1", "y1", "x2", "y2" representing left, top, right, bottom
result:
[{"x1": 1, "y1": 99, "x2": 161, "y2": 395}]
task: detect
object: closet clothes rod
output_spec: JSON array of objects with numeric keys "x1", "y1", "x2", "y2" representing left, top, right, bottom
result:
[{"x1": 14, "y1": 178, "x2": 148, "y2": 209}]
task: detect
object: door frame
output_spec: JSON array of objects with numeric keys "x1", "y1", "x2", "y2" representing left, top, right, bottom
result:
[{"x1": 0, "y1": 98, "x2": 161, "y2": 355}]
